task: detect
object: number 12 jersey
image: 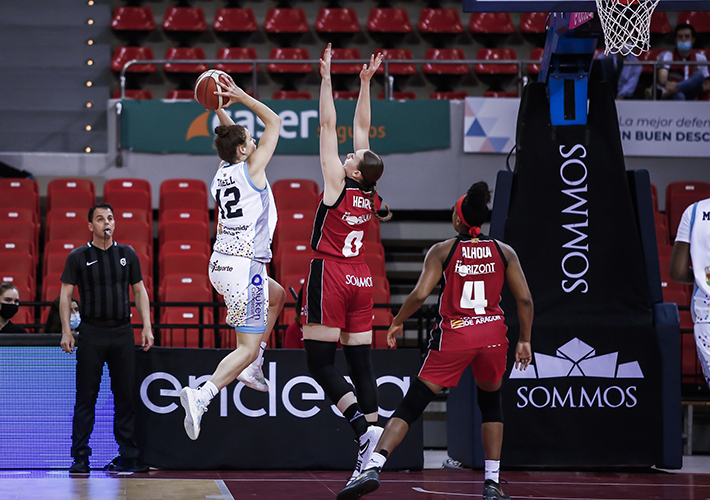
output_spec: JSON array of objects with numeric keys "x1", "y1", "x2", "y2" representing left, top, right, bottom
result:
[{"x1": 211, "y1": 161, "x2": 277, "y2": 263}]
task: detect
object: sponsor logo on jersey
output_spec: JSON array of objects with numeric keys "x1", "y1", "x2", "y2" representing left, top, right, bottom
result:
[
  {"x1": 342, "y1": 211, "x2": 372, "y2": 226},
  {"x1": 210, "y1": 260, "x2": 233, "y2": 273},
  {"x1": 217, "y1": 176, "x2": 235, "y2": 187},
  {"x1": 450, "y1": 315, "x2": 502, "y2": 329},
  {"x1": 454, "y1": 260, "x2": 496, "y2": 277},
  {"x1": 461, "y1": 245, "x2": 492, "y2": 260},
  {"x1": 220, "y1": 224, "x2": 250, "y2": 236},
  {"x1": 345, "y1": 275, "x2": 373, "y2": 287}
]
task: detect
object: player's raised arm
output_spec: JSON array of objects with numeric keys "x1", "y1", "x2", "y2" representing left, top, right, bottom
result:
[
  {"x1": 353, "y1": 52, "x2": 383, "y2": 152},
  {"x1": 319, "y1": 43, "x2": 346, "y2": 204}
]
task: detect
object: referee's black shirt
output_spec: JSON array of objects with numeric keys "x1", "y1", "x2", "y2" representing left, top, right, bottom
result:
[{"x1": 61, "y1": 241, "x2": 143, "y2": 323}]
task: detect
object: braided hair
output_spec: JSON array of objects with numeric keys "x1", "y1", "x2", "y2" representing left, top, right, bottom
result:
[{"x1": 357, "y1": 150, "x2": 392, "y2": 222}]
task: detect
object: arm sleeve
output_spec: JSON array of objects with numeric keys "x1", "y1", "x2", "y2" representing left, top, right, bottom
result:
[
  {"x1": 675, "y1": 205, "x2": 693, "y2": 243},
  {"x1": 127, "y1": 247, "x2": 144, "y2": 285},
  {"x1": 60, "y1": 252, "x2": 78, "y2": 285}
]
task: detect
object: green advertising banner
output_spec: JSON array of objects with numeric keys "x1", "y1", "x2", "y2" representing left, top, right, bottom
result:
[{"x1": 120, "y1": 99, "x2": 450, "y2": 155}]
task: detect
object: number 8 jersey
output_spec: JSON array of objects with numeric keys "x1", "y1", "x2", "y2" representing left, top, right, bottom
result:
[
  {"x1": 211, "y1": 161, "x2": 277, "y2": 263},
  {"x1": 310, "y1": 177, "x2": 381, "y2": 261}
]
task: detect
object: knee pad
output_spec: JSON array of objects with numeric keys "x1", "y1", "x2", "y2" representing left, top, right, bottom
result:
[
  {"x1": 393, "y1": 378, "x2": 436, "y2": 426},
  {"x1": 304, "y1": 339, "x2": 352, "y2": 403},
  {"x1": 477, "y1": 387, "x2": 503, "y2": 423},
  {"x1": 343, "y1": 344, "x2": 378, "y2": 415}
]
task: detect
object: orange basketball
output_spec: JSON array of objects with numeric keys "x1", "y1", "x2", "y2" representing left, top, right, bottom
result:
[{"x1": 194, "y1": 70, "x2": 231, "y2": 110}]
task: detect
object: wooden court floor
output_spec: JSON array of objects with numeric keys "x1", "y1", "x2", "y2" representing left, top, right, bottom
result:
[{"x1": 1, "y1": 467, "x2": 710, "y2": 500}]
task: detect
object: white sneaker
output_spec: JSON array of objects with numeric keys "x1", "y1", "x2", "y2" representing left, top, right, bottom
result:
[
  {"x1": 347, "y1": 425, "x2": 383, "y2": 485},
  {"x1": 180, "y1": 387, "x2": 208, "y2": 440},
  {"x1": 237, "y1": 363, "x2": 268, "y2": 392}
]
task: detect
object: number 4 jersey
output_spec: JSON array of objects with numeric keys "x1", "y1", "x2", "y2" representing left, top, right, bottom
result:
[
  {"x1": 310, "y1": 177, "x2": 381, "y2": 261},
  {"x1": 211, "y1": 161, "x2": 277, "y2": 263},
  {"x1": 430, "y1": 234, "x2": 508, "y2": 351}
]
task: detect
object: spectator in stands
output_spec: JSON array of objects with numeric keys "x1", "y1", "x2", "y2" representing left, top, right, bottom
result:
[
  {"x1": 283, "y1": 286, "x2": 304, "y2": 349},
  {"x1": 340, "y1": 182, "x2": 533, "y2": 500},
  {"x1": 670, "y1": 198, "x2": 710, "y2": 390},
  {"x1": 60, "y1": 203, "x2": 153, "y2": 474},
  {"x1": 595, "y1": 49, "x2": 642, "y2": 99},
  {"x1": 0, "y1": 282, "x2": 27, "y2": 333},
  {"x1": 654, "y1": 24, "x2": 710, "y2": 100},
  {"x1": 43, "y1": 296, "x2": 80, "y2": 334},
  {"x1": 179, "y1": 76, "x2": 287, "y2": 442}
]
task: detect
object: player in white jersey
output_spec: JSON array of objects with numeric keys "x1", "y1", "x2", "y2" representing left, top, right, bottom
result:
[
  {"x1": 179, "y1": 76, "x2": 286, "y2": 441},
  {"x1": 671, "y1": 197, "x2": 710, "y2": 389}
]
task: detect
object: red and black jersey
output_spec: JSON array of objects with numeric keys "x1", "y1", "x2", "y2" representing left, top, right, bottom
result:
[
  {"x1": 429, "y1": 234, "x2": 508, "y2": 351},
  {"x1": 310, "y1": 177, "x2": 381, "y2": 262}
]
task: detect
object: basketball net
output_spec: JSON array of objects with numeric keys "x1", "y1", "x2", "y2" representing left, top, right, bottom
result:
[{"x1": 595, "y1": 0, "x2": 660, "y2": 56}]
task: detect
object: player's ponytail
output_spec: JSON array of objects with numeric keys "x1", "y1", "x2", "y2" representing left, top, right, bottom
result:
[
  {"x1": 358, "y1": 150, "x2": 392, "y2": 222},
  {"x1": 368, "y1": 185, "x2": 392, "y2": 222},
  {"x1": 456, "y1": 181, "x2": 490, "y2": 236}
]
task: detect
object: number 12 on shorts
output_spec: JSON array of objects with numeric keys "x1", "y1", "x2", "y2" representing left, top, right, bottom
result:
[{"x1": 460, "y1": 281, "x2": 487, "y2": 315}]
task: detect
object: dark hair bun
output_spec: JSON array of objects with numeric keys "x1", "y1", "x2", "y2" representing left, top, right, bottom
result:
[
  {"x1": 466, "y1": 181, "x2": 491, "y2": 206},
  {"x1": 215, "y1": 125, "x2": 230, "y2": 138}
]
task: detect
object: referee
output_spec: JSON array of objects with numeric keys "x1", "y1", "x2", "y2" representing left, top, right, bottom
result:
[{"x1": 60, "y1": 203, "x2": 154, "y2": 474}]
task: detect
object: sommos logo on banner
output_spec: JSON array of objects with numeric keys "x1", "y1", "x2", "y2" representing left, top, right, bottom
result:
[{"x1": 120, "y1": 99, "x2": 450, "y2": 155}]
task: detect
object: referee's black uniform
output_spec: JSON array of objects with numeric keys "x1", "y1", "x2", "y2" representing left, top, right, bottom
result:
[{"x1": 61, "y1": 240, "x2": 143, "y2": 462}]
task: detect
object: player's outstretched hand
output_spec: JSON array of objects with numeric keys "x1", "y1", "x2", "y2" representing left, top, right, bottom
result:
[
  {"x1": 320, "y1": 43, "x2": 332, "y2": 79},
  {"x1": 514, "y1": 341, "x2": 532, "y2": 370},
  {"x1": 360, "y1": 52, "x2": 383, "y2": 82},
  {"x1": 386, "y1": 322, "x2": 402, "y2": 349}
]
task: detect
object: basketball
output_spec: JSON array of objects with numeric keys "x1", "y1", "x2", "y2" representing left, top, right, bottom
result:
[{"x1": 194, "y1": 70, "x2": 231, "y2": 110}]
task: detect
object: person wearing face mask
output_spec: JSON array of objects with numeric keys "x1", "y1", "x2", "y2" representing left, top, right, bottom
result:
[
  {"x1": 42, "y1": 297, "x2": 80, "y2": 334},
  {"x1": 654, "y1": 24, "x2": 710, "y2": 100},
  {"x1": 0, "y1": 282, "x2": 27, "y2": 334}
]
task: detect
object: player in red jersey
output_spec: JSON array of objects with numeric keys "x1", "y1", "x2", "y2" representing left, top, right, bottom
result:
[
  {"x1": 338, "y1": 182, "x2": 533, "y2": 500},
  {"x1": 303, "y1": 44, "x2": 393, "y2": 487}
]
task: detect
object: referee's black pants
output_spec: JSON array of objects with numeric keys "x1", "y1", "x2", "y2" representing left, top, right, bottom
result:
[{"x1": 71, "y1": 322, "x2": 140, "y2": 460}]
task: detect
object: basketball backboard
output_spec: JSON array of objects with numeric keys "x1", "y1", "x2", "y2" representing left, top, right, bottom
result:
[{"x1": 463, "y1": 0, "x2": 708, "y2": 12}]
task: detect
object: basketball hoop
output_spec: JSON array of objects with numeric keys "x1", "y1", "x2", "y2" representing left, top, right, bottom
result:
[{"x1": 595, "y1": 0, "x2": 660, "y2": 56}]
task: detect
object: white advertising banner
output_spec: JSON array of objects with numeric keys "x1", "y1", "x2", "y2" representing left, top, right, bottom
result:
[{"x1": 463, "y1": 97, "x2": 710, "y2": 158}]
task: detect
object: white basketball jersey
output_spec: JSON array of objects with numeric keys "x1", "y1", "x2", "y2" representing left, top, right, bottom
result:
[
  {"x1": 211, "y1": 161, "x2": 277, "y2": 262},
  {"x1": 676, "y1": 198, "x2": 710, "y2": 323}
]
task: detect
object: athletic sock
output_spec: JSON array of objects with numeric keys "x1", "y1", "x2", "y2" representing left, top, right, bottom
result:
[
  {"x1": 255, "y1": 341, "x2": 267, "y2": 367},
  {"x1": 366, "y1": 452, "x2": 387, "y2": 471},
  {"x1": 485, "y1": 459, "x2": 500, "y2": 483},
  {"x1": 343, "y1": 403, "x2": 369, "y2": 437},
  {"x1": 201, "y1": 380, "x2": 219, "y2": 402}
]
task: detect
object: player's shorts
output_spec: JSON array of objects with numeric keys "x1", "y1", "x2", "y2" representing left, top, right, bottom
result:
[
  {"x1": 418, "y1": 341, "x2": 508, "y2": 388},
  {"x1": 208, "y1": 251, "x2": 269, "y2": 334},
  {"x1": 694, "y1": 322, "x2": 710, "y2": 389},
  {"x1": 302, "y1": 258, "x2": 373, "y2": 333}
]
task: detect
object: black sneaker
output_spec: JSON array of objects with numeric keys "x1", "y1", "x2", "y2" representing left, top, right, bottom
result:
[
  {"x1": 336, "y1": 468, "x2": 381, "y2": 500},
  {"x1": 482, "y1": 479, "x2": 510, "y2": 500},
  {"x1": 106, "y1": 456, "x2": 149, "y2": 473},
  {"x1": 69, "y1": 457, "x2": 90, "y2": 474}
]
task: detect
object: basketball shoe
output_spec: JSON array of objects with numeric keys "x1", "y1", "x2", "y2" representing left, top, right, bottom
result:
[
  {"x1": 346, "y1": 425, "x2": 384, "y2": 485},
  {"x1": 483, "y1": 479, "x2": 510, "y2": 500},
  {"x1": 337, "y1": 467, "x2": 381, "y2": 500},
  {"x1": 180, "y1": 387, "x2": 208, "y2": 440},
  {"x1": 237, "y1": 363, "x2": 268, "y2": 392}
]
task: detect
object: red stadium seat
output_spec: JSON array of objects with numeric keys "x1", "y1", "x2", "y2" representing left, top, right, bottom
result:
[
  {"x1": 520, "y1": 12, "x2": 549, "y2": 34},
  {"x1": 105, "y1": 178, "x2": 151, "y2": 195},
  {"x1": 110, "y1": 46, "x2": 156, "y2": 73},
  {"x1": 160, "y1": 208, "x2": 209, "y2": 225},
  {"x1": 160, "y1": 240, "x2": 211, "y2": 259},
  {"x1": 0, "y1": 240, "x2": 35, "y2": 261},
  {"x1": 418, "y1": 8, "x2": 464, "y2": 34},
  {"x1": 637, "y1": 48, "x2": 665, "y2": 74},
  {"x1": 364, "y1": 252, "x2": 386, "y2": 278},
  {"x1": 527, "y1": 47, "x2": 545, "y2": 75},
  {"x1": 166, "y1": 90, "x2": 195, "y2": 100},
  {"x1": 333, "y1": 90, "x2": 359, "y2": 100},
  {"x1": 665, "y1": 181, "x2": 710, "y2": 238},
  {"x1": 654, "y1": 212, "x2": 669, "y2": 245},
  {"x1": 111, "y1": 6, "x2": 155, "y2": 33},
  {"x1": 215, "y1": 47, "x2": 259, "y2": 74},
  {"x1": 213, "y1": 8, "x2": 258, "y2": 37},
  {"x1": 275, "y1": 252, "x2": 312, "y2": 281},
  {"x1": 273, "y1": 90, "x2": 312, "y2": 100},
  {"x1": 0, "y1": 190, "x2": 38, "y2": 213},
  {"x1": 113, "y1": 220, "x2": 152, "y2": 248},
  {"x1": 663, "y1": 288, "x2": 689, "y2": 307},
  {"x1": 161, "y1": 178, "x2": 207, "y2": 196},
  {"x1": 43, "y1": 240, "x2": 84, "y2": 269},
  {"x1": 423, "y1": 48, "x2": 469, "y2": 75},
  {"x1": 164, "y1": 47, "x2": 208, "y2": 74},
  {"x1": 650, "y1": 11, "x2": 672, "y2": 35},
  {"x1": 651, "y1": 183, "x2": 659, "y2": 212},
  {"x1": 367, "y1": 8, "x2": 413, "y2": 34},
  {"x1": 48, "y1": 190, "x2": 95, "y2": 212},
  {"x1": 159, "y1": 274, "x2": 212, "y2": 302},
  {"x1": 104, "y1": 190, "x2": 152, "y2": 222},
  {"x1": 264, "y1": 8, "x2": 309, "y2": 35},
  {"x1": 159, "y1": 220, "x2": 210, "y2": 248},
  {"x1": 372, "y1": 309, "x2": 394, "y2": 349},
  {"x1": 44, "y1": 251, "x2": 72, "y2": 278},
  {"x1": 469, "y1": 12, "x2": 516, "y2": 35},
  {"x1": 45, "y1": 219, "x2": 89, "y2": 243},
  {"x1": 372, "y1": 287, "x2": 391, "y2": 306},
  {"x1": 273, "y1": 222, "x2": 312, "y2": 252},
  {"x1": 161, "y1": 308, "x2": 215, "y2": 348},
  {"x1": 0, "y1": 208, "x2": 39, "y2": 242},
  {"x1": 377, "y1": 91, "x2": 417, "y2": 100},
  {"x1": 267, "y1": 48, "x2": 313, "y2": 75},
  {"x1": 114, "y1": 208, "x2": 151, "y2": 224},
  {"x1": 431, "y1": 91, "x2": 469, "y2": 100},
  {"x1": 330, "y1": 48, "x2": 363, "y2": 75},
  {"x1": 160, "y1": 189, "x2": 209, "y2": 213},
  {"x1": 474, "y1": 48, "x2": 519, "y2": 75},
  {"x1": 0, "y1": 253, "x2": 34, "y2": 280},
  {"x1": 162, "y1": 7, "x2": 207, "y2": 33},
  {"x1": 160, "y1": 251, "x2": 210, "y2": 279},
  {"x1": 374, "y1": 49, "x2": 417, "y2": 76},
  {"x1": 273, "y1": 188, "x2": 319, "y2": 212},
  {"x1": 677, "y1": 11, "x2": 710, "y2": 33},
  {"x1": 272, "y1": 179, "x2": 320, "y2": 196},
  {"x1": 315, "y1": 8, "x2": 360, "y2": 35},
  {"x1": 48, "y1": 178, "x2": 95, "y2": 200},
  {"x1": 0, "y1": 221, "x2": 38, "y2": 251}
]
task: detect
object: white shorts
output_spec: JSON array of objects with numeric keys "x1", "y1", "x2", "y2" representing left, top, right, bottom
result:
[
  {"x1": 694, "y1": 322, "x2": 710, "y2": 389},
  {"x1": 209, "y1": 252, "x2": 269, "y2": 334}
]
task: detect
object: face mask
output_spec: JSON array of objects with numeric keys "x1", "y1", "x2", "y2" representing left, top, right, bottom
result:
[
  {"x1": 0, "y1": 303, "x2": 18, "y2": 320},
  {"x1": 70, "y1": 313, "x2": 81, "y2": 330},
  {"x1": 677, "y1": 40, "x2": 692, "y2": 52}
]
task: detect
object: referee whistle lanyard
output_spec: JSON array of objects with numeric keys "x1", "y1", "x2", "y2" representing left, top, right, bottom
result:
[{"x1": 455, "y1": 195, "x2": 481, "y2": 238}]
